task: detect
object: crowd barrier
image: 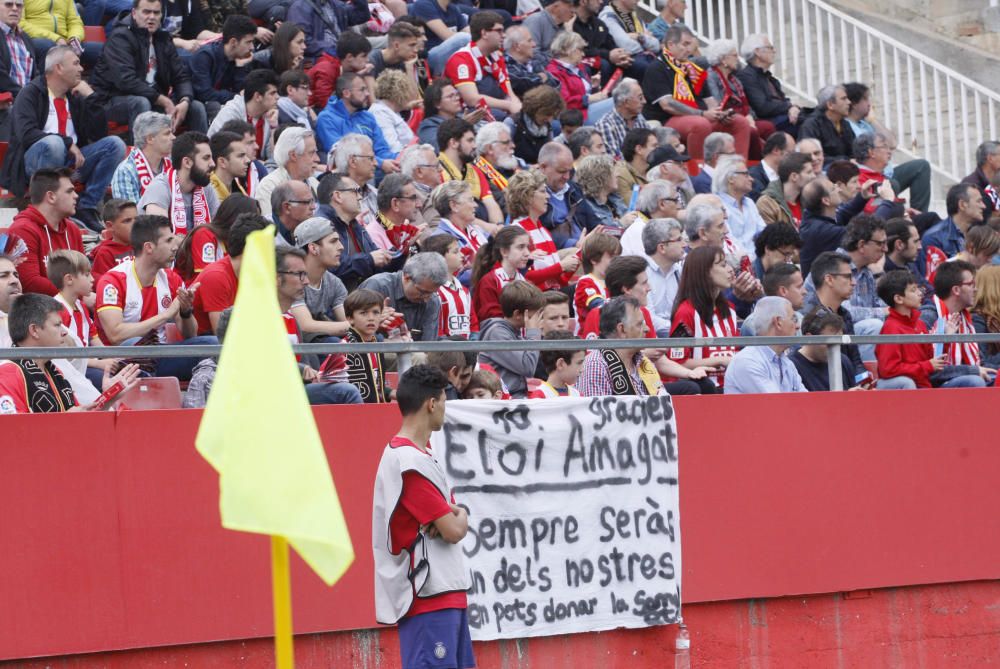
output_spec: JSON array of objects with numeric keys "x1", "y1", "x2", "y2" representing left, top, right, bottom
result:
[{"x1": 2, "y1": 390, "x2": 1000, "y2": 664}]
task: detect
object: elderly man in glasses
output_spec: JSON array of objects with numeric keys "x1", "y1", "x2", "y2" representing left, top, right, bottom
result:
[
  {"x1": 360, "y1": 252, "x2": 451, "y2": 341},
  {"x1": 0, "y1": 0, "x2": 37, "y2": 139}
]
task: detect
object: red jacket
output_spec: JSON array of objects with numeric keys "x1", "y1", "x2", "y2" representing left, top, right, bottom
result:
[
  {"x1": 876, "y1": 307, "x2": 934, "y2": 387},
  {"x1": 544, "y1": 60, "x2": 593, "y2": 117},
  {"x1": 9, "y1": 206, "x2": 84, "y2": 296}
]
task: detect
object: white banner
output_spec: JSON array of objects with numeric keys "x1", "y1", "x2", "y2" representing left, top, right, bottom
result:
[{"x1": 430, "y1": 396, "x2": 682, "y2": 641}]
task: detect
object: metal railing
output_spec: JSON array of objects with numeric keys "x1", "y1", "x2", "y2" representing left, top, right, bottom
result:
[
  {"x1": 4, "y1": 332, "x2": 1000, "y2": 393},
  {"x1": 635, "y1": 0, "x2": 1000, "y2": 185}
]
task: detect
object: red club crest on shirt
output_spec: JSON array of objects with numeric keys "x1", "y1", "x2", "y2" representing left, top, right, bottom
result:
[{"x1": 161, "y1": 295, "x2": 172, "y2": 309}]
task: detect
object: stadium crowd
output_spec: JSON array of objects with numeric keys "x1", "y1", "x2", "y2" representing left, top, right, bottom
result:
[{"x1": 1, "y1": 0, "x2": 999, "y2": 413}]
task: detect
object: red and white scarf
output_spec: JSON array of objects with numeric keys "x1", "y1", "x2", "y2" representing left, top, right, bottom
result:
[
  {"x1": 932, "y1": 296, "x2": 980, "y2": 366},
  {"x1": 167, "y1": 167, "x2": 209, "y2": 236},
  {"x1": 133, "y1": 147, "x2": 170, "y2": 196}
]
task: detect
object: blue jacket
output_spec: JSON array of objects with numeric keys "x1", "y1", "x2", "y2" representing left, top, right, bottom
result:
[
  {"x1": 921, "y1": 217, "x2": 965, "y2": 257},
  {"x1": 691, "y1": 169, "x2": 712, "y2": 194},
  {"x1": 189, "y1": 42, "x2": 250, "y2": 104},
  {"x1": 315, "y1": 97, "x2": 398, "y2": 164},
  {"x1": 286, "y1": 0, "x2": 370, "y2": 61}
]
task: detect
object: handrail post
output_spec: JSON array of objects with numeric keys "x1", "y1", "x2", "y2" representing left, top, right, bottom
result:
[
  {"x1": 397, "y1": 352, "x2": 413, "y2": 375},
  {"x1": 827, "y1": 343, "x2": 843, "y2": 391}
]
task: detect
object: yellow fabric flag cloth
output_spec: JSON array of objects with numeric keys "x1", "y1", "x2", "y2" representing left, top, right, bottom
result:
[{"x1": 196, "y1": 226, "x2": 354, "y2": 586}]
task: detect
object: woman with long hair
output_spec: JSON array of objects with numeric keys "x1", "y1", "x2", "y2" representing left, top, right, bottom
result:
[
  {"x1": 506, "y1": 170, "x2": 581, "y2": 290},
  {"x1": 704, "y1": 38, "x2": 771, "y2": 158},
  {"x1": 174, "y1": 195, "x2": 260, "y2": 282},
  {"x1": 254, "y1": 22, "x2": 307, "y2": 74},
  {"x1": 507, "y1": 85, "x2": 564, "y2": 165},
  {"x1": 973, "y1": 264, "x2": 1000, "y2": 367},
  {"x1": 471, "y1": 226, "x2": 533, "y2": 322},
  {"x1": 670, "y1": 245, "x2": 741, "y2": 387},
  {"x1": 575, "y1": 154, "x2": 632, "y2": 231}
]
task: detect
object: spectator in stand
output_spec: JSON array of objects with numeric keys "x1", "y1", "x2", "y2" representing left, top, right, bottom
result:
[
  {"x1": 845, "y1": 82, "x2": 931, "y2": 213},
  {"x1": 544, "y1": 31, "x2": 613, "y2": 122},
  {"x1": 724, "y1": 296, "x2": 804, "y2": 394},
  {"x1": 884, "y1": 217, "x2": 931, "y2": 301},
  {"x1": 568, "y1": 128, "x2": 607, "y2": 164},
  {"x1": 287, "y1": 217, "x2": 350, "y2": 340},
  {"x1": 739, "y1": 245, "x2": 804, "y2": 335},
  {"x1": 799, "y1": 85, "x2": 854, "y2": 167},
  {"x1": 90, "y1": 199, "x2": 138, "y2": 281},
  {"x1": 426, "y1": 346, "x2": 475, "y2": 399},
  {"x1": 401, "y1": 143, "x2": 445, "y2": 223},
  {"x1": 574, "y1": 231, "x2": 621, "y2": 322},
  {"x1": 506, "y1": 84, "x2": 563, "y2": 166},
  {"x1": 342, "y1": 288, "x2": 393, "y2": 403},
  {"x1": 735, "y1": 34, "x2": 802, "y2": 136},
  {"x1": 371, "y1": 173, "x2": 423, "y2": 256},
  {"x1": 8, "y1": 168, "x2": 83, "y2": 296},
  {"x1": 704, "y1": 39, "x2": 772, "y2": 157},
  {"x1": 806, "y1": 251, "x2": 866, "y2": 377},
  {"x1": 522, "y1": 0, "x2": 573, "y2": 63},
  {"x1": 305, "y1": 31, "x2": 375, "y2": 113},
  {"x1": 474, "y1": 122, "x2": 518, "y2": 213},
  {"x1": 644, "y1": 145, "x2": 694, "y2": 205},
  {"x1": 752, "y1": 222, "x2": 802, "y2": 277},
  {"x1": 408, "y1": 0, "x2": 468, "y2": 60},
  {"x1": 21, "y1": 0, "x2": 100, "y2": 65},
  {"x1": 174, "y1": 193, "x2": 258, "y2": 281},
  {"x1": 798, "y1": 177, "x2": 846, "y2": 277},
  {"x1": 286, "y1": 0, "x2": 370, "y2": 65},
  {"x1": 431, "y1": 180, "x2": 488, "y2": 280},
  {"x1": 641, "y1": 217, "x2": 685, "y2": 336},
  {"x1": 762, "y1": 262, "x2": 807, "y2": 311},
  {"x1": 571, "y1": 0, "x2": 632, "y2": 85},
  {"x1": 647, "y1": 0, "x2": 686, "y2": 43},
  {"x1": 371, "y1": 70, "x2": 420, "y2": 154},
  {"x1": 973, "y1": 265, "x2": 1000, "y2": 368},
  {"x1": 877, "y1": 269, "x2": 992, "y2": 389},
  {"x1": 330, "y1": 133, "x2": 381, "y2": 228},
  {"x1": 642, "y1": 26, "x2": 751, "y2": 161},
  {"x1": 796, "y1": 137, "x2": 824, "y2": 176},
  {"x1": 598, "y1": 0, "x2": 659, "y2": 78},
  {"x1": 111, "y1": 111, "x2": 174, "y2": 204},
  {"x1": 277, "y1": 70, "x2": 317, "y2": 130},
  {"x1": 578, "y1": 295, "x2": 666, "y2": 396},
  {"x1": 756, "y1": 152, "x2": 815, "y2": 228},
  {"x1": 595, "y1": 77, "x2": 649, "y2": 160},
  {"x1": 922, "y1": 183, "x2": 986, "y2": 258},
  {"x1": 529, "y1": 330, "x2": 584, "y2": 398},
  {"x1": 0, "y1": 45, "x2": 123, "y2": 232},
  {"x1": 316, "y1": 71, "x2": 400, "y2": 173},
  {"x1": 463, "y1": 367, "x2": 503, "y2": 397},
  {"x1": 47, "y1": 250, "x2": 107, "y2": 387},
  {"x1": 188, "y1": 213, "x2": 268, "y2": 335},
  {"x1": 789, "y1": 307, "x2": 859, "y2": 391},
  {"x1": 207, "y1": 69, "x2": 280, "y2": 163},
  {"x1": 438, "y1": 118, "x2": 504, "y2": 227},
  {"x1": 681, "y1": 197, "x2": 728, "y2": 252},
  {"x1": 251, "y1": 22, "x2": 306, "y2": 75},
  {"x1": 503, "y1": 25, "x2": 558, "y2": 99},
  {"x1": 256, "y1": 127, "x2": 320, "y2": 216},
  {"x1": 217, "y1": 118, "x2": 269, "y2": 195},
  {"x1": 690, "y1": 131, "x2": 735, "y2": 194},
  {"x1": 271, "y1": 180, "x2": 318, "y2": 248},
  {"x1": 208, "y1": 131, "x2": 252, "y2": 201},
  {"x1": 189, "y1": 15, "x2": 256, "y2": 120},
  {"x1": 369, "y1": 21, "x2": 426, "y2": 88},
  {"x1": 90, "y1": 0, "x2": 206, "y2": 136},
  {"x1": 749, "y1": 131, "x2": 792, "y2": 200},
  {"x1": 0, "y1": 0, "x2": 38, "y2": 140},
  {"x1": 274, "y1": 247, "x2": 363, "y2": 405},
  {"x1": 577, "y1": 154, "x2": 631, "y2": 231},
  {"x1": 316, "y1": 172, "x2": 392, "y2": 290},
  {"x1": 421, "y1": 233, "x2": 477, "y2": 338},
  {"x1": 962, "y1": 140, "x2": 1000, "y2": 223},
  {"x1": 417, "y1": 80, "x2": 482, "y2": 151},
  {"x1": 668, "y1": 245, "x2": 740, "y2": 389},
  {"x1": 360, "y1": 251, "x2": 449, "y2": 341},
  {"x1": 536, "y1": 141, "x2": 588, "y2": 249},
  {"x1": 478, "y1": 280, "x2": 544, "y2": 398},
  {"x1": 921, "y1": 260, "x2": 987, "y2": 370},
  {"x1": 95, "y1": 215, "x2": 217, "y2": 379},
  {"x1": 613, "y1": 127, "x2": 658, "y2": 204},
  {"x1": 827, "y1": 158, "x2": 902, "y2": 224},
  {"x1": 471, "y1": 225, "x2": 531, "y2": 322},
  {"x1": 952, "y1": 225, "x2": 1000, "y2": 270},
  {"x1": 138, "y1": 131, "x2": 220, "y2": 235},
  {"x1": 0, "y1": 254, "x2": 21, "y2": 347},
  {"x1": 444, "y1": 11, "x2": 520, "y2": 120},
  {"x1": 713, "y1": 155, "x2": 765, "y2": 261},
  {"x1": 0, "y1": 293, "x2": 140, "y2": 414},
  {"x1": 539, "y1": 289, "x2": 571, "y2": 333},
  {"x1": 619, "y1": 180, "x2": 680, "y2": 256},
  {"x1": 508, "y1": 169, "x2": 580, "y2": 290}
]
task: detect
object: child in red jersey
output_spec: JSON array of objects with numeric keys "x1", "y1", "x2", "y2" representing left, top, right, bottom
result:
[
  {"x1": 89, "y1": 199, "x2": 136, "y2": 282},
  {"x1": 470, "y1": 226, "x2": 533, "y2": 322},
  {"x1": 574, "y1": 232, "x2": 621, "y2": 322},
  {"x1": 423, "y1": 234, "x2": 479, "y2": 339}
]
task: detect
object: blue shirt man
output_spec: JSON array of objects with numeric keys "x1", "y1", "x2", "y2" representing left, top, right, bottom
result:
[
  {"x1": 315, "y1": 72, "x2": 399, "y2": 168},
  {"x1": 724, "y1": 296, "x2": 806, "y2": 394}
]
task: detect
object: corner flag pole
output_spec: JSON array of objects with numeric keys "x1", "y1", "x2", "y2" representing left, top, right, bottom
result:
[{"x1": 271, "y1": 536, "x2": 295, "y2": 668}]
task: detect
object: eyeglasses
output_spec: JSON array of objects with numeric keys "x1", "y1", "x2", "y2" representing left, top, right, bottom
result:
[
  {"x1": 351, "y1": 154, "x2": 376, "y2": 162},
  {"x1": 483, "y1": 26, "x2": 504, "y2": 33},
  {"x1": 664, "y1": 237, "x2": 685, "y2": 245},
  {"x1": 660, "y1": 196, "x2": 681, "y2": 203},
  {"x1": 731, "y1": 170, "x2": 751, "y2": 176},
  {"x1": 394, "y1": 194, "x2": 420, "y2": 201},
  {"x1": 337, "y1": 187, "x2": 363, "y2": 195},
  {"x1": 961, "y1": 279, "x2": 976, "y2": 286},
  {"x1": 412, "y1": 284, "x2": 438, "y2": 298},
  {"x1": 416, "y1": 163, "x2": 439, "y2": 169},
  {"x1": 278, "y1": 270, "x2": 308, "y2": 281},
  {"x1": 288, "y1": 199, "x2": 316, "y2": 206},
  {"x1": 2, "y1": 2, "x2": 24, "y2": 7}
]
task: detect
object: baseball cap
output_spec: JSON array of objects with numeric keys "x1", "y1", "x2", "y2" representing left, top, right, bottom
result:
[
  {"x1": 294, "y1": 217, "x2": 335, "y2": 248},
  {"x1": 646, "y1": 145, "x2": 691, "y2": 170}
]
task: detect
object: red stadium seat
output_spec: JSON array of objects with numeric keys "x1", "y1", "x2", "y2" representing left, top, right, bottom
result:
[
  {"x1": 526, "y1": 377, "x2": 543, "y2": 394},
  {"x1": 385, "y1": 371, "x2": 399, "y2": 389},
  {"x1": 863, "y1": 360, "x2": 879, "y2": 381},
  {"x1": 83, "y1": 25, "x2": 105, "y2": 43},
  {"x1": 111, "y1": 377, "x2": 183, "y2": 410}
]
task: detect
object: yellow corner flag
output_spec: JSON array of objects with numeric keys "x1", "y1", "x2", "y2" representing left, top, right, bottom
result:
[{"x1": 196, "y1": 226, "x2": 354, "y2": 586}]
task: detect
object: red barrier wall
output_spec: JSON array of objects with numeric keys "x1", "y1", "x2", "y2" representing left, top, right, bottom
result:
[{"x1": 2, "y1": 391, "x2": 1000, "y2": 661}]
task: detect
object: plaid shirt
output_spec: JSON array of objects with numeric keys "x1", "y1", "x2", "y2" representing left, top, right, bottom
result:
[
  {"x1": 840, "y1": 248, "x2": 887, "y2": 322},
  {"x1": 0, "y1": 23, "x2": 31, "y2": 88},
  {"x1": 595, "y1": 109, "x2": 649, "y2": 159},
  {"x1": 110, "y1": 148, "x2": 144, "y2": 203},
  {"x1": 577, "y1": 349, "x2": 651, "y2": 397}
]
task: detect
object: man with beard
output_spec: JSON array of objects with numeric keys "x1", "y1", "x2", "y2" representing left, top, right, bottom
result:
[
  {"x1": 474, "y1": 122, "x2": 518, "y2": 213},
  {"x1": 138, "y1": 131, "x2": 221, "y2": 236},
  {"x1": 438, "y1": 118, "x2": 504, "y2": 228},
  {"x1": 316, "y1": 72, "x2": 400, "y2": 173},
  {"x1": 0, "y1": 255, "x2": 22, "y2": 348}
]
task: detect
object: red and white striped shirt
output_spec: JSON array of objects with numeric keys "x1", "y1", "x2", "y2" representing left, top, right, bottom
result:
[
  {"x1": 931, "y1": 296, "x2": 980, "y2": 366},
  {"x1": 574, "y1": 273, "x2": 607, "y2": 323},
  {"x1": 437, "y1": 276, "x2": 478, "y2": 338},
  {"x1": 528, "y1": 381, "x2": 581, "y2": 398},
  {"x1": 668, "y1": 300, "x2": 740, "y2": 386},
  {"x1": 513, "y1": 217, "x2": 572, "y2": 289}
]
